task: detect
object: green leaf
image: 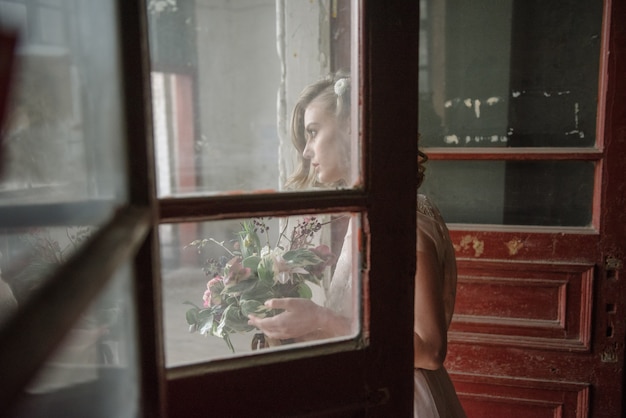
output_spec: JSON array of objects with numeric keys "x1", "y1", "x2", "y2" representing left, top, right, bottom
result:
[
  {"x1": 297, "y1": 282, "x2": 313, "y2": 299},
  {"x1": 238, "y1": 221, "x2": 262, "y2": 258},
  {"x1": 224, "y1": 277, "x2": 258, "y2": 294},
  {"x1": 215, "y1": 314, "x2": 228, "y2": 337},
  {"x1": 222, "y1": 304, "x2": 254, "y2": 333},
  {"x1": 185, "y1": 308, "x2": 198, "y2": 325},
  {"x1": 282, "y1": 249, "x2": 324, "y2": 269},
  {"x1": 240, "y1": 299, "x2": 269, "y2": 317},
  {"x1": 241, "y1": 280, "x2": 274, "y2": 302},
  {"x1": 257, "y1": 256, "x2": 275, "y2": 283},
  {"x1": 183, "y1": 300, "x2": 202, "y2": 310},
  {"x1": 197, "y1": 308, "x2": 218, "y2": 321},
  {"x1": 224, "y1": 294, "x2": 239, "y2": 305},
  {"x1": 198, "y1": 314, "x2": 216, "y2": 336},
  {"x1": 243, "y1": 255, "x2": 261, "y2": 273}
]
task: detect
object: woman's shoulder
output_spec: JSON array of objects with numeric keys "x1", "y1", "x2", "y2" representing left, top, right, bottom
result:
[
  {"x1": 417, "y1": 194, "x2": 437, "y2": 218},
  {"x1": 417, "y1": 194, "x2": 449, "y2": 238}
]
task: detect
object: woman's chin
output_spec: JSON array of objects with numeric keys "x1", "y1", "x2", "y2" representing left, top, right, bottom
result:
[
  {"x1": 317, "y1": 173, "x2": 346, "y2": 186},
  {"x1": 317, "y1": 174, "x2": 334, "y2": 184}
]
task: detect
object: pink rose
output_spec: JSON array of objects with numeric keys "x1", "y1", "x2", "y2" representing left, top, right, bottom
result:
[{"x1": 203, "y1": 276, "x2": 224, "y2": 307}]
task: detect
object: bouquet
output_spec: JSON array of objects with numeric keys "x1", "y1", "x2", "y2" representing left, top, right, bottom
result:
[{"x1": 184, "y1": 217, "x2": 336, "y2": 352}]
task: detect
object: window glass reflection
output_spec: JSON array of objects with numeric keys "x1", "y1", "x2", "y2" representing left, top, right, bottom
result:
[
  {"x1": 420, "y1": 160, "x2": 594, "y2": 226},
  {"x1": 418, "y1": 0, "x2": 602, "y2": 148}
]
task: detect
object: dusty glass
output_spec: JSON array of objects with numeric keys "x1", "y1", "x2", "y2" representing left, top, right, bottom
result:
[{"x1": 9, "y1": 264, "x2": 140, "y2": 417}]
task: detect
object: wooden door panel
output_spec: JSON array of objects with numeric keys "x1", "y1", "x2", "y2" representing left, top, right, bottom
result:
[
  {"x1": 444, "y1": 230, "x2": 601, "y2": 414},
  {"x1": 452, "y1": 373, "x2": 589, "y2": 418},
  {"x1": 449, "y1": 230, "x2": 599, "y2": 262},
  {"x1": 449, "y1": 259, "x2": 594, "y2": 351}
]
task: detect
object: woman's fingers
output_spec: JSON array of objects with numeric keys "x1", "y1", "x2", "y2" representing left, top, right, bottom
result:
[
  {"x1": 247, "y1": 298, "x2": 318, "y2": 339},
  {"x1": 264, "y1": 297, "x2": 295, "y2": 310}
]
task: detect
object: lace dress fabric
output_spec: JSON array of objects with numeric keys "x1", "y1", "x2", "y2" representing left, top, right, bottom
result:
[
  {"x1": 415, "y1": 194, "x2": 466, "y2": 417},
  {"x1": 324, "y1": 217, "x2": 354, "y2": 324}
]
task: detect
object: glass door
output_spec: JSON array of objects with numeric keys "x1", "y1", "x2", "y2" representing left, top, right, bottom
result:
[{"x1": 150, "y1": 0, "x2": 420, "y2": 416}]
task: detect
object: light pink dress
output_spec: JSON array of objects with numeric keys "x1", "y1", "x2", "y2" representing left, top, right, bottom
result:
[{"x1": 415, "y1": 194, "x2": 466, "y2": 417}]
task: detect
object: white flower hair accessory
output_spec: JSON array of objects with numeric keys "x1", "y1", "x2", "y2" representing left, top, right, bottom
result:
[{"x1": 334, "y1": 78, "x2": 348, "y2": 97}]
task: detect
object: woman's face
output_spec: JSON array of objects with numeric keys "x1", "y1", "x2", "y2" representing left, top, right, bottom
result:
[{"x1": 302, "y1": 99, "x2": 350, "y2": 184}]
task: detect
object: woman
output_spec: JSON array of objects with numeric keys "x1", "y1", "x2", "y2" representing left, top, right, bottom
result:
[{"x1": 248, "y1": 73, "x2": 466, "y2": 417}]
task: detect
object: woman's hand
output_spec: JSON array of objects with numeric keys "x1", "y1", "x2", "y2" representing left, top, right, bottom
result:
[{"x1": 247, "y1": 298, "x2": 323, "y2": 340}]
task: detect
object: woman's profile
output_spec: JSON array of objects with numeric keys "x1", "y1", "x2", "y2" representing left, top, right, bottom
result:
[{"x1": 248, "y1": 72, "x2": 466, "y2": 417}]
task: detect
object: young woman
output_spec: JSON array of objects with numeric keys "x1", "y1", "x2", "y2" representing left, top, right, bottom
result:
[{"x1": 248, "y1": 73, "x2": 466, "y2": 417}]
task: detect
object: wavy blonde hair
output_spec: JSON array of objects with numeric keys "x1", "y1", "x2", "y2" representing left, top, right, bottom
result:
[
  {"x1": 285, "y1": 72, "x2": 428, "y2": 190},
  {"x1": 285, "y1": 71, "x2": 351, "y2": 190}
]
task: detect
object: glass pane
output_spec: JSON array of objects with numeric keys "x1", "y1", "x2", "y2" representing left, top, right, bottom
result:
[
  {"x1": 419, "y1": 0, "x2": 602, "y2": 148},
  {"x1": 161, "y1": 213, "x2": 362, "y2": 367},
  {"x1": 0, "y1": 1, "x2": 126, "y2": 214},
  {"x1": 148, "y1": 0, "x2": 360, "y2": 196},
  {"x1": 0, "y1": 225, "x2": 96, "y2": 327},
  {"x1": 9, "y1": 264, "x2": 140, "y2": 418},
  {"x1": 420, "y1": 160, "x2": 594, "y2": 226}
]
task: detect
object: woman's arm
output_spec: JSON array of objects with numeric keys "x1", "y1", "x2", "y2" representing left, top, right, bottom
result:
[
  {"x1": 248, "y1": 298, "x2": 352, "y2": 341},
  {"x1": 414, "y1": 232, "x2": 449, "y2": 370}
]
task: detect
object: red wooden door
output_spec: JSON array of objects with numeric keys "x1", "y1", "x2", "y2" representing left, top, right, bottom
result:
[{"x1": 419, "y1": 0, "x2": 626, "y2": 416}]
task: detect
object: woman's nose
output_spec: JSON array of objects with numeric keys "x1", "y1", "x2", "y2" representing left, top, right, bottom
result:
[{"x1": 303, "y1": 142, "x2": 313, "y2": 159}]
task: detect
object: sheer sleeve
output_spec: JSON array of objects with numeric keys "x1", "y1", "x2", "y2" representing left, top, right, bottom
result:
[
  {"x1": 325, "y1": 218, "x2": 354, "y2": 320},
  {"x1": 417, "y1": 194, "x2": 458, "y2": 328}
]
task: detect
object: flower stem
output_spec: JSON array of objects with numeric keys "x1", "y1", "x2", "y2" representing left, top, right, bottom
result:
[{"x1": 208, "y1": 238, "x2": 235, "y2": 257}]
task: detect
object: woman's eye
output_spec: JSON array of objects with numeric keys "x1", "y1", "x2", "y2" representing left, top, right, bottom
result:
[{"x1": 308, "y1": 129, "x2": 317, "y2": 138}]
